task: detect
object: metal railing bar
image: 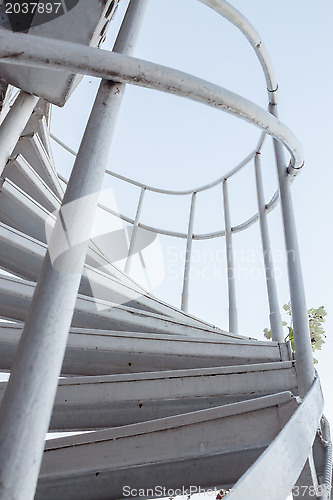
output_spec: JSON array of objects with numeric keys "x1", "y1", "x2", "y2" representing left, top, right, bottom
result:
[
  {"x1": 0, "y1": 33, "x2": 304, "y2": 171},
  {"x1": 50, "y1": 133, "x2": 77, "y2": 156},
  {"x1": 254, "y1": 153, "x2": 284, "y2": 343},
  {"x1": 52, "y1": 132, "x2": 266, "y2": 195},
  {"x1": 223, "y1": 179, "x2": 238, "y2": 333},
  {"x1": 270, "y1": 104, "x2": 315, "y2": 398},
  {"x1": 181, "y1": 192, "x2": 197, "y2": 312},
  {"x1": 59, "y1": 171, "x2": 281, "y2": 241},
  {"x1": 0, "y1": 1, "x2": 150, "y2": 498},
  {"x1": 199, "y1": 0, "x2": 278, "y2": 105},
  {"x1": 227, "y1": 377, "x2": 324, "y2": 499},
  {"x1": 0, "y1": 91, "x2": 39, "y2": 176},
  {"x1": 319, "y1": 415, "x2": 333, "y2": 500}
]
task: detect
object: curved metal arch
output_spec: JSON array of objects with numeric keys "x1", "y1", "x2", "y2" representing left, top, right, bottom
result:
[
  {"x1": 0, "y1": 32, "x2": 304, "y2": 170},
  {"x1": 198, "y1": 0, "x2": 279, "y2": 104},
  {"x1": 52, "y1": 132, "x2": 266, "y2": 196},
  {"x1": 0, "y1": 0, "x2": 295, "y2": 247},
  {"x1": 228, "y1": 377, "x2": 324, "y2": 500},
  {"x1": 58, "y1": 158, "x2": 281, "y2": 241}
]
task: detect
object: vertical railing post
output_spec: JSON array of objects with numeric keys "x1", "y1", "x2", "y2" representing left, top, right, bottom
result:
[
  {"x1": 0, "y1": 91, "x2": 39, "y2": 176},
  {"x1": 254, "y1": 152, "x2": 284, "y2": 343},
  {"x1": 0, "y1": 2, "x2": 149, "y2": 499},
  {"x1": 125, "y1": 186, "x2": 146, "y2": 274},
  {"x1": 181, "y1": 192, "x2": 196, "y2": 312},
  {"x1": 270, "y1": 103, "x2": 315, "y2": 398},
  {"x1": 223, "y1": 179, "x2": 238, "y2": 333}
]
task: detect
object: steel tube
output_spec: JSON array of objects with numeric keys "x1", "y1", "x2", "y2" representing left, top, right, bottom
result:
[
  {"x1": 270, "y1": 103, "x2": 315, "y2": 398},
  {"x1": 0, "y1": 91, "x2": 38, "y2": 176},
  {"x1": 319, "y1": 415, "x2": 333, "y2": 500},
  {"x1": 60, "y1": 172, "x2": 280, "y2": 241},
  {"x1": 198, "y1": 0, "x2": 278, "y2": 104},
  {"x1": 223, "y1": 180, "x2": 238, "y2": 333},
  {"x1": 254, "y1": 153, "x2": 284, "y2": 343},
  {"x1": 0, "y1": 32, "x2": 304, "y2": 170},
  {"x1": 181, "y1": 193, "x2": 197, "y2": 312},
  {"x1": 0, "y1": 1, "x2": 149, "y2": 499},
  {"x1": 53, "y1": 132, "x2": 266, "y2": 195},
  {"x1": 125, "y1": 187, "x2": 146, "y2": 274}
]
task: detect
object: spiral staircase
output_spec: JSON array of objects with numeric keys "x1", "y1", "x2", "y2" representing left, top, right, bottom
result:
[{"x1": 0, "y1": 1, "x2": 331, "y2": 499}]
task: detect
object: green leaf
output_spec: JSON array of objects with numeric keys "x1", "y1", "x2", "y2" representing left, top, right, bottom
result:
[
  {"x1": 263, "y1": 328, "x2": 271, "y2": 340},
  {"x1": 264, "y1": 304, "x2": 327, "y2": 364}
]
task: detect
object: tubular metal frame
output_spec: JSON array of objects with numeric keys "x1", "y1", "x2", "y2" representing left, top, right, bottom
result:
[
  {"x1": 0, "y1": 0, "x2": 329, "y2": 498},
  {"x1": 0, "y1": 1, "x2": 150, "y2": 498},
  {"x1": 4, "y1": 0, "x2": 310, "y2": 390}
]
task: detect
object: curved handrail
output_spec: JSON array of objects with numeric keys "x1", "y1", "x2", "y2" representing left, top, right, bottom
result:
[
  {"x1": 57, "y1": 170, "x2": 280, "y2": 240},
  {"x1": 52, "y1": 132, "x2": 265, "y2": 195},
  {"x1": 42, "y1": 0, "x2": 287, "y2": 247},
  {"x1": 198, "y1": 0, "x2": 278, "y2": 104},
  {"x1": 0, "y1": 0, "x2": 314, "y2": 381},
  {"x1": 0, "y1": 2, "x2": 328, "y2": 500},
  {"x1": 0, "y1": 32, "x2": 304, "y2": 171},
  {"x1": 227, "y1": 377, "x2": 324, "y2": 499}
]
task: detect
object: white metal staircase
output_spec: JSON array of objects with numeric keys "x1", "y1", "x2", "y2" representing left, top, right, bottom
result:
[{"x1": 0, "y1": 1, "x2": 331, "y2": 500}]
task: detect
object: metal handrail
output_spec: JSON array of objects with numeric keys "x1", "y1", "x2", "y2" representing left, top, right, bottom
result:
[
  {"x1": 56, "y1": 167, "x2": 281, "y2": 240},
  {"x1": 51, "y1": 131, "x2": 266, "y2": 195},
  {"x1": 0, "y1": 1, "x2": 328, "y2": 499},
  {"x1": 0, "y1": 0, "x2": 331, "y2": 500},
  {"x1": 0, "y1": 34, "x2": 304, "y2": 170},
  {"x1": 227, "y1": 377, "x2": 324, "y2": 499},
  {"x1": 0, "y1": 1, "x2": 313, "y2": 382}
]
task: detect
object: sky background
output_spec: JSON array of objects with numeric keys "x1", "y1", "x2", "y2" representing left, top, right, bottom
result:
[{"x1": 49, "y1": 0, "x2": 333, "y2": 495}]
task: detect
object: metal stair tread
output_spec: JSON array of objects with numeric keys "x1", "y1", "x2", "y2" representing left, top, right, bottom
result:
[
  {"x1": 0, "y1": 218, "x2": 229, "y2": 330},
  {"x1": 34, "y1": 392, "x2": 299, "y2": 500},
  {"x1": 0, "y1": 274, "x2": 251, "y2": 339},
  {"x1": 0, "y1": 361, "x2": 298, "y2": 430},
  {"x1": 0, "y1": 323, "x2": 290, "y2": 376},
  {"x1": 13, "y1": 133, "x2": 63, "y2": 198},
  {"x1": 0, "y1": 177, "x2": 54, "y2": 242},
  {"x1": 3, "y1": 154, "x2": 61, "y2": 211}
]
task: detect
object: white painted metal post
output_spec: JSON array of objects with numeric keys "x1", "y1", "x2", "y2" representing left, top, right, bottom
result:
[
  {"x1": 0, "y1": 2, "x2": 149, "y2": 499},
  {"x1": 0, "y1": 91, "x2": 38, "y2": 176},
  {"x1": 125, "y1": 186, "x2": 146, "y2": 274},
  {"x1": 181, "y1": 192, "x2": 196, "y2": 312},
  {"x1": 319, "y1": 416, "x2": 333, "y2": 500},
  {"x1": 270, "y1": 103, "x2": 315, "y2": 398},
  {"x1": 254, "y1": 153, "x2": 284, "y2": 343},
  {"x1": 222, "y1": 179, "x2": 238, "y2": 333}
]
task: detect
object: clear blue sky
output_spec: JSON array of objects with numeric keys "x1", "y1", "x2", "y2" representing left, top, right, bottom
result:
[{"x1": 51, "y1": 0, "x2": 333, "y2": 434}]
